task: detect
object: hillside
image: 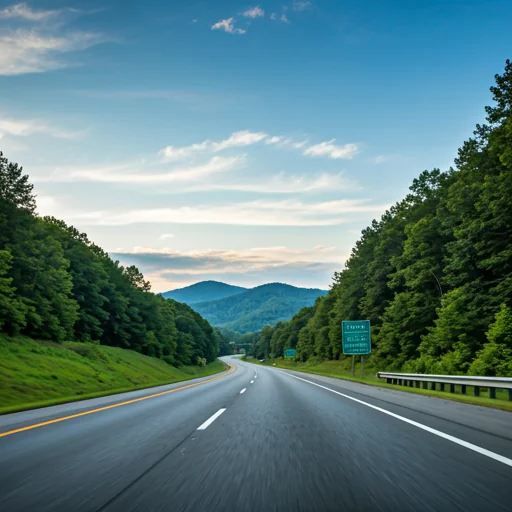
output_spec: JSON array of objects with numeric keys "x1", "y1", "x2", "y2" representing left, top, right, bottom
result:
[
  {"x1": 191, "y1": 283, "x2": 327, "y2": 333},
  {"x1": 0, "y1": 335, "x2": 227, "y2": 414},
  {"x1": 253, "y1": 61, "x2": 512, "y2": 378},
  {"x1": 0, "y1": 152, "x2": 221, "y2": 368},
  {"x1": 162, "y1": 280, "x2": 247, "y2": 304}
]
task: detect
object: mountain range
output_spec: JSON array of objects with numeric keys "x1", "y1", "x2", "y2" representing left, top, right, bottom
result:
[
  {"x1": 163, "y1": 281, "x2": 328, "y2": 333},
  {"x1": 161, "y1": 280, "x2": 246, "y2": 304}
]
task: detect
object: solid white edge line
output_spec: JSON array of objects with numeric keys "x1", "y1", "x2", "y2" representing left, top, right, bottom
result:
[
  {"x1": 196, "y1": 408, "x2": 226, "y2": 430},
  {"x1": 240, "y1": 388, "x2": 246, "y2": 394},
  {"x1": 278, "y1": 370, "x2": 512, "y2": 468},
  {"x1": 250, "y1": 380, "x2": 254, "y2": 384}
]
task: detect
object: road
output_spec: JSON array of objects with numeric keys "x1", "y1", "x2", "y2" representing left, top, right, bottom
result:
[{"x1": 1, "y1": 356, "x2": 511, "y2": 512}]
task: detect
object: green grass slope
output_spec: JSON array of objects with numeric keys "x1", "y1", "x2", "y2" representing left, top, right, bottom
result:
[{"x1": 0, "y1": 335, "x2": 227, "y2": 414}]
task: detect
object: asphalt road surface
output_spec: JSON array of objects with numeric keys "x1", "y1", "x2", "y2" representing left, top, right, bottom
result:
[{"x1": 1, "y1": 356, "x2": 511, "y2": 512}]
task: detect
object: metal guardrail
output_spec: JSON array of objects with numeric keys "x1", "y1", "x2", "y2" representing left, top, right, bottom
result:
[{"x1": 377, "y1": 372, "x2": 512, "y2": 401}]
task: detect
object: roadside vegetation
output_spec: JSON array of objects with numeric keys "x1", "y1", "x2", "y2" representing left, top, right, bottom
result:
[
  {"x1": 0, "y1": 335, "x2": 227, "y2": 414},
  {"x1": 0, "y1": 153, "x2": 231, "y2": 412},
  {"x1": 250, "y1": 61, "x2": 512, "y2": 379}
]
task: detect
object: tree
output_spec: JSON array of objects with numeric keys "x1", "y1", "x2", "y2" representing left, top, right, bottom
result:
[{"x1": 0, "y1": 152, "x2": 36, "y2": 212}]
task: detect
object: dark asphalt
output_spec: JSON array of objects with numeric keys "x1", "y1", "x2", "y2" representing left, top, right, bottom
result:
[{"x1": 1, "y1": 356, "x2": 511, "y2": 512}]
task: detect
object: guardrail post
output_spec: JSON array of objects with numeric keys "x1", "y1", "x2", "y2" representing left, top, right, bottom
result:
[
  {"x1": 422, "y1": 381, "x2": 428, "y2": 390},
  {"x1": 415, "y1": 381, "x2": 420, "y2": 388},
  {"x1": 461, "y1": 385, "x2": 466, "y2": 395},
  {"x1": 431, "y1": 382, "x2": 436, "y2": 391},
  {"x1": 386, "y1": 378, "x2": 392, "y2": 384},
  {"x1": 439, "y1": 383, "x2": 445, "y2": 392},
  {"x1": 474, "y1": 386, "x2": 480, "y2": 397},
  {"x1": 489, "y1": 387, "x2": 496, "y2": 399},
  {"x1": 509, "y1": 389, "x2": 512, "y2": 401},
  {"x1": 449, "y1": 383, "x2": 455, "y2": 393}
]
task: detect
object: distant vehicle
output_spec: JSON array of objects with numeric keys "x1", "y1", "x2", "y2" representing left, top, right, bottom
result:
[{"x1": 259, "y1": 358, "x2": 265, "y2": 362}]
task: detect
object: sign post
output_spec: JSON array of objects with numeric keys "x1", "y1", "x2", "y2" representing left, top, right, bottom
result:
[
  {"x1": 284, "y1": 348, "x2": 296, "y2": 358},
  {"x1": 342, "y1": 321, "x2": 371, "y2": 376}
]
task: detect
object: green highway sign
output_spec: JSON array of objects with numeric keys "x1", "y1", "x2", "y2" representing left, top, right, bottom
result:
[
  {"x1": 285, "y1": 348, "x2": 296, "y2": 358},
  {"x1": 342, "y1": 320, "x2": 371, "y2": 355}
]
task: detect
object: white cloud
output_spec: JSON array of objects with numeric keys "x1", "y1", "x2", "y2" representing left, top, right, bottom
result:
[
  {"x1": 201, "y1": 172, "x2": 359, "y2": 194},
  {"x1": 0, "y1": 2, "x2": 58, "y2": 21},
  {"x1": 213, "y1": 130, "x2": 267, "y2": 151},
  {"x1": 372, "y1": 155, "x2": 388, "y2": 164},
  {"x1": 159, "y1": 233, "x2": 175, "y2": 240},
  {"x1": 281, "y1": 14, "x2": 290, "y2": 23},
  {"x1": 211, "y1": 17, "x2": 246, "y2": 35},
  {"x1": 66, "y1": 197, "x2": 388, "y2": 227},
  {"x1": 160, "y1": 130, "x2": 268, "y2": 161},
  {"x1": 110, "y1": 245, "x2": 346, "y2": 292},
  {"x1": 0, "y1": 29, "x2": 105, "y2": 75},
  {"x1": 243, "y1": 7, "x2": 264, "y2": 18},
  {"x1": 43, "y1": 155, "x2": 245, "y2": 183},
  {"x1": 303, "y1": 140, "x2": 359, "y2": 159},
  {"x1": 265, "y1": 136, "x2": 283, "y2": 145},
  {"x1": 0, "y1": 116, "x2": 83, "y2": 139},
  {"x1": 270, "y1": 13, "x2": 277, "y2": 20},
  {"x1": 292, "y1": 1, "x2": 312, "y2": 11}
]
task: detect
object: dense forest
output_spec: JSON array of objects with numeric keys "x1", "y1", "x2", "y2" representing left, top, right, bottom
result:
[
  {"x1": 192, "y1": 283, "x2": 327, "y2": 333},
  {"x1": 0, "y1": 157, "x2": 220, "y2": 366},
  {"x1": 254, "y1": 60, "x2": 512, "y2": 377}
]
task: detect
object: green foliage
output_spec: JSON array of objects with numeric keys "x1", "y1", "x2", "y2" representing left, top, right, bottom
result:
[
  {"x1": 0, "y1": 335, "x2": 227, "y2": 413},
  {"x1": 256, "y1": 60, "x2": 512, "y2": 377},
  {"x1": 0, "y1": 157, "x2": 222, "y2": 365},
  {"x1": 0, "y1": 151, "x2": 36, "y2": 212}
]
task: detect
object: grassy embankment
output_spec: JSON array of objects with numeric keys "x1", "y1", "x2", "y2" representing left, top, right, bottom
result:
[
  {"x1": 245, "y1": 356, "x2": 512, "y2": 412},
  {"x1": 0, "y1": 335, "x2": 228, "y2": 414}
]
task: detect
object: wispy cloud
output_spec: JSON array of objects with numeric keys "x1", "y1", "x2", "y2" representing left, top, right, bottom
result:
[
  {"x1": 281, "y1": 14, "x2": 291, "y2": 23},
  {"x1": 159, "y1": 233, "x2": 175, "y2": 240},
  {"x1": 0, "y1": 116, "x2": 84, "y2": 139},
  {"x1": 242, "y1": 7, "x2": 264, "y2": 18},
  {"x1": 41, "y1": 155, "x2": 245, "y2": 183},
  {"x1": 0, "y1": 3, "x2": 106, "y2": 75},
  {"x1": 160, "y1": 130, "x2": 268, "y2": 161},
  {"x1": 65, "y1": 198, "x2": 388, "y2": 227},
  {"x1": 372, "y1": 155, "x2": 388, "y2": 164},
  {"x1": 0, "y1": 2, "x2": 58, "y2": 21},
  {"x1": 199, "y1": 172, "x2": 359, "y2": 194},
  {"x1": 161, "y1": 130, "x2": 357, "y2": 162},
  {"x1": 211, "y1": 17, "x2": 246, "y2": 35},
  {"x1": 111, "y1": 245, "x2": 344, "y2": 292},
  {"x1": 292, "y1": 0, "x2": 312, "y2": 11},
  {"x1": 303, "y1": 140, "x2": 359, "y2": 159}
]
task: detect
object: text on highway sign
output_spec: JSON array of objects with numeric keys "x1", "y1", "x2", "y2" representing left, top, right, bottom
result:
[{"x1": 342, "y1": 320, "x2": 371, "y2": 355}]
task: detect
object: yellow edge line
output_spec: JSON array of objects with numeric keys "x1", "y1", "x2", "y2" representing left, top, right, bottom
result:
[{"x1": 0, "y1": 363, "x2": 235, "y2": 438}]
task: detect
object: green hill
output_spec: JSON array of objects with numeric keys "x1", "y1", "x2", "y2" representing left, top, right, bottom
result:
[
  {"x1": 191, "y1": 283, "x2": 327, "y2": 333},
  {"x1": 162, "y1": 281, "x2": 247, "y2": 304},
  {"x1": 0, "y1": 335, "x2": 227, "y2": 414}
]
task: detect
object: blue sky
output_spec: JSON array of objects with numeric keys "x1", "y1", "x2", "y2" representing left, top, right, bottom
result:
[{"x1": 1, "y1": 1, "x2": 511, "y2": 292}]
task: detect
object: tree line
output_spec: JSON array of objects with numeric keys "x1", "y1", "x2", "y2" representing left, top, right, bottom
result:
[
  {"x1": 0, "y1": 157, "x2": 220, "y2": 365},
  {"x1": 253, "y1": 60, "x2": 512, "y2": 376}
]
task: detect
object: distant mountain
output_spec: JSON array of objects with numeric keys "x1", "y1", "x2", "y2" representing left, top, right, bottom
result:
[
  {"x1": 161, "y1": 280, "x2": 247, "y2": 304},
  {"x1": 190, "y1": 282, "x2": 328, "y2": 333}
]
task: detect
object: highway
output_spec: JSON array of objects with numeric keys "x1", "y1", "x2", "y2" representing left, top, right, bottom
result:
[{"x1": 0, "y1": 356, "x2": 511, "y2": 512}]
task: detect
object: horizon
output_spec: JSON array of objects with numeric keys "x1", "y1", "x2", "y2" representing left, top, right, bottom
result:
[
  {"x1": 163, "y1": 279, "x2": 329, "y2": 293},
  {"x1": 2, "y1": 1, "x2": 511, "y2": 292}
]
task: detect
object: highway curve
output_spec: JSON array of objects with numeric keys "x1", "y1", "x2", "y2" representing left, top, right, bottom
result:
[{"x1": 0, "y1": 356, "x2": 511, "y2": 512}]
